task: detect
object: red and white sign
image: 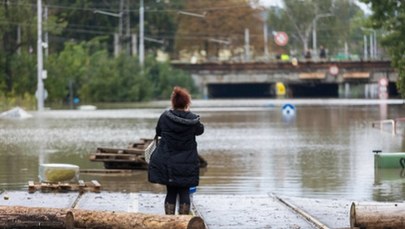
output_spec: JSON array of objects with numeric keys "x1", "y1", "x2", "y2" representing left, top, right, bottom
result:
[
  {"x1": 379, "y1": 78, "x2": 388, "y2": 86},
  {"x1": 329, "y1": 65, "x2": 339, "y2": 76},
  {"x1": 274, "y1": 32, "x2": 288, "y2": 46}
]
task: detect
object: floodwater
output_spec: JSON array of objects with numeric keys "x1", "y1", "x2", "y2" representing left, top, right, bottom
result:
[{"x1": 1, "y1": 99, "x2": 405, "y2": 201}]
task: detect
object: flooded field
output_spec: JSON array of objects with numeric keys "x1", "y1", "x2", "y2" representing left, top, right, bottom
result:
[{"x1": 1, "y1": 99, "x2": 405, "y2": 201}]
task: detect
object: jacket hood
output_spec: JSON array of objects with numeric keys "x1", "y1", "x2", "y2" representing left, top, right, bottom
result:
[{"x1": 164, "y1": 110, "x2": 200, "y2": 125}]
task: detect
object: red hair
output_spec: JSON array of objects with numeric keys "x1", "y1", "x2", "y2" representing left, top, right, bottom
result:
[{"x1": 171, "y1": 86, "x2": 191, "y2": 109}]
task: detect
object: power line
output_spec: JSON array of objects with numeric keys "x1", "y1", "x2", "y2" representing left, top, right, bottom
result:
[{"x1": 6, "y1": 1, "x2": 255, "y2": 13}]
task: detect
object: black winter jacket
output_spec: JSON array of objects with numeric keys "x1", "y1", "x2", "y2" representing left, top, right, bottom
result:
[{"x1": 148, "y1": 109, "x2": 204, "y2": 187}]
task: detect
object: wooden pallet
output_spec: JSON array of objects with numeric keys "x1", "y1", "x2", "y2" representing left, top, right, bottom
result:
[
  {"x1": 28, "y1": 180, "x2": 101, "y2": 193},
  {"x1": 89, "y1": 137, "x2": 207, "y2": 170},
  {"x1": 128, "y1": 138, "x2": 154, "y2": 149}
]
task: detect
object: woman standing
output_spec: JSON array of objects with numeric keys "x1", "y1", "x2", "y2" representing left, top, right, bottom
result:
[{"x1": 148, "y1": 86, "x2": 204, "y2": 215}]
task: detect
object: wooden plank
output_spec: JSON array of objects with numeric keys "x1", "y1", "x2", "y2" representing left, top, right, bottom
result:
[
  {"x1": 96, "y1": 147, "x2": 144, "y2": 155},
  {"x1": 28, "y1": 181, "x2": 101, "y2": 193},
  {"x1": 91, "y1": 180, "x2": 101, "y2": 193},
  {"x1": 90, "y1": 157, "x2": 145, "y2": 163},
  {"x1": 91, "y1": 153, "x2": 141, "y2": 159},
  {"x1": 28, "y1": 181, "x2": 35, "y2": 194},
  {"x1": 80, "y1": 169, "x2": 134, "y2": 174},
  {"x1": 78, "y1": 180, "x2": 85, "y2": 193},
  {"x1": 129, "y1": 138, "x2": 154, "y2": 149}
]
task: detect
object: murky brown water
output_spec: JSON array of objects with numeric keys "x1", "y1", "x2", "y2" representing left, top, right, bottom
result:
[{"x1": 1, "y1": 99, "x2": 405, "y2": 201}]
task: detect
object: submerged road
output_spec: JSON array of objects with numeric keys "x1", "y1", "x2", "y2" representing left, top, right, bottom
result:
[{"x1": 0, "y1": 191, "x2": 356, "y2": 228}]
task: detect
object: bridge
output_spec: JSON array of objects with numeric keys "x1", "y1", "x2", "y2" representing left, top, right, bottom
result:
[{"x1": 172, "y1": 60, "x2": 397, "y2": 99}]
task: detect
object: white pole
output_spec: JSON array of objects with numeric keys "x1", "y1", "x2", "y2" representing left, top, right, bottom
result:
[
  {"x1": 374, "y1": 31, "x2": 377, "y2": 59},
  {"x1": 139, "y1": 0, "x2": 144, "y2": 66},
  {"x1": 363, "y1": 35, "x2": 368, "y2": 60},
  {"x1": 263, "y1": 22, "x2": 269, "y2": 60},
  {"x1": 37, "y1": 0, "x2": 44, "y2": 111},
  {"x1": 369, "y1": 33, "x2": 373, "y2": 59},
  {"x1": 132, "y1": 34, "x2": 137, "y2": 56},
  {"x1": 312, "y1": 19, "x2": 317, "y2": 54},
  {"x1": 245, "y1": 28, "x2": 248, "y2": 61},
  {"x1": 44, "y1": 5, "x2": 48, "y2": 57}
]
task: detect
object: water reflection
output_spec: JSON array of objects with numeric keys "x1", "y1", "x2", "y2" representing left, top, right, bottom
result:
[{"x1": 0, "y1": 100, "x2": 405, "y2": 201}]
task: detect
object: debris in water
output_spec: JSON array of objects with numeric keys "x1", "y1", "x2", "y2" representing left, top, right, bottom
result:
[{"x1": 0, "y1": 107, "x2": 32, "y2": 119}]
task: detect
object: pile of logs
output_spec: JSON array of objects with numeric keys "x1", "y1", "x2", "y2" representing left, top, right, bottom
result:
[{"x1": 0, "y1": 205, "x2": 205, "y2": 229}]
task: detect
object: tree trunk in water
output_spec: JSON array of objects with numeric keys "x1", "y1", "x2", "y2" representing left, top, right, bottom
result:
[
  {"x1": 0, "y1": 206, "x2": 205, "y2": 229},
  {"x1": 350, "y1": 202, "x2": 405, "y2": 228}
]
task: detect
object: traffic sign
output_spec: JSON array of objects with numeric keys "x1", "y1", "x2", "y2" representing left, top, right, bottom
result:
[
  {"x1": 329, "y1": 65, "x2": 339, "y2": 76},
  {"x1": 274, "y1": 32, "x2": 288, "y2": 46},
  {"x1": 35, "y1": 89, "x2": 48, "y2": 100},
  {"x1": 379, "y1": 78, "x2": 388, "y2": 86}
]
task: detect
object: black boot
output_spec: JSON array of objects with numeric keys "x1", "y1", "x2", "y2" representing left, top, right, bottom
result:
[
  {"x1": 164, "y1": 202, "x2": 175, "y2": 215},
  {"x1": 178, "y1": 203, "x2": 190, "y2": 215}
]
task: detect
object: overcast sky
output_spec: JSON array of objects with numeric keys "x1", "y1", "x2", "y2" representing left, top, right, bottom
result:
[{"x1": 258, "y1": 0, "x2": 371, "y2": 14}]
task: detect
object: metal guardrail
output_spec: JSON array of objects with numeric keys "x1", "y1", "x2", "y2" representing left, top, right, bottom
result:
[{"x1": 371, "y1": 118, "x2": 405, "y2": 136}]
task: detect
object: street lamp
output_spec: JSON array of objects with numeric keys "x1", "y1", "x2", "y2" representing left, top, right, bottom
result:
[
  {"x1": 312, "y1": 13, "x2": 333, "y2": 56},
  {"x1": 139, "y1": 0, "x2": 144, "y2": 66},
  {"x1": 37, "y1": 0, "x2": 44, "y2": 111},
  {"x1": 177, "y1": 10, "x2": 206, "y2": 18},
  {"x1": 93, "y1": 10, "x2": 122, "y2": 18},
  {"x1": 94, "y1": 10, "x2": 125, "y2": 57}
]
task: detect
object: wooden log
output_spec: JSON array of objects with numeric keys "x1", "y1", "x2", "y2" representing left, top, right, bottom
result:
[
  {"x1": 0, "y1": 206, "x2": 74, "y2": 229},
  {"x1": 0, "y1": 206, "x2": 205, "y2": 229},
  {"x1": 350, "y1": 202, "x2": 405, "y2": 228},
  {"x1": 72, "y1": 208, "x2": 205, "y2": 229}
]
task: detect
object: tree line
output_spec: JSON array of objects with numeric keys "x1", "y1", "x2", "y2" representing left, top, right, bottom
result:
[
  {"x1": 0, "y1": 0, "x2": 195, "y2": 109},
  {"x1": 361, "y1": 0, "x2": 405, "y2": 97},
  {"x1": 0, "y1": 0, "x2": 404, "y2": 110}
]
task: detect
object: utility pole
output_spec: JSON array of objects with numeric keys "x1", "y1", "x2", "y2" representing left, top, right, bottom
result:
[
  {"x1": 263, "y1": 23, "x2": 269, "y2": 60},
  {"x1": 94, "y1": 8, "x2": 123, "y2": 56},
  {"x1": 139, "y1": 0, "x2": 144, "y2": 66},
  {"x1": 369, "y1": 33, "x2": 374, "y2": 59},
  {"x1": 119, "y1": 0, "x2": 124, "y2": 43},
  {"x1": 44, "y1": 5, "x2": 48, "y2": 57},
  {"x1": 123, "y1": 0, "x2": 130, "y2": 55},
  {"x1": 363, "y1": 35, "x2": 368, "y2": 60},
  {"x1": 244, "y1": 28, "x2": 250, "y2": 62},
  {"x1": 312, "y1": 13, "x2": 332, "y2": 56},
  {"x1": 37, "y1": 0, "x2": 44, "y2": 111}
]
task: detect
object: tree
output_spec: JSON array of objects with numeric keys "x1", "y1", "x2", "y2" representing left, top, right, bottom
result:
[
  {"x1": 174, "y1": 0, "x2": 264, "y2": 61},
  {"x1": 267, "y1": 0, "x2": 365, "y2": 58},
  {"x1": 361, "y1": 0, "x2": 405, "y2": 97},
  {"x1": 0, "y1": 0, "x2": 66, "y2": 98},
  {"x1": 0, "y1": 0, "x2": 36, "y2": 93}
]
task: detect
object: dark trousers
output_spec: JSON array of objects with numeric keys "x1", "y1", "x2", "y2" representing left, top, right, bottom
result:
[{"x1": 165, "y1": 185, "x2": 190, "y2": 205}]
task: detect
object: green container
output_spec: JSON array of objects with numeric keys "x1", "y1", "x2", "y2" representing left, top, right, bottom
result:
[{"x1": 374, "y1": 152, "x2": 405, "y2": 169}]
